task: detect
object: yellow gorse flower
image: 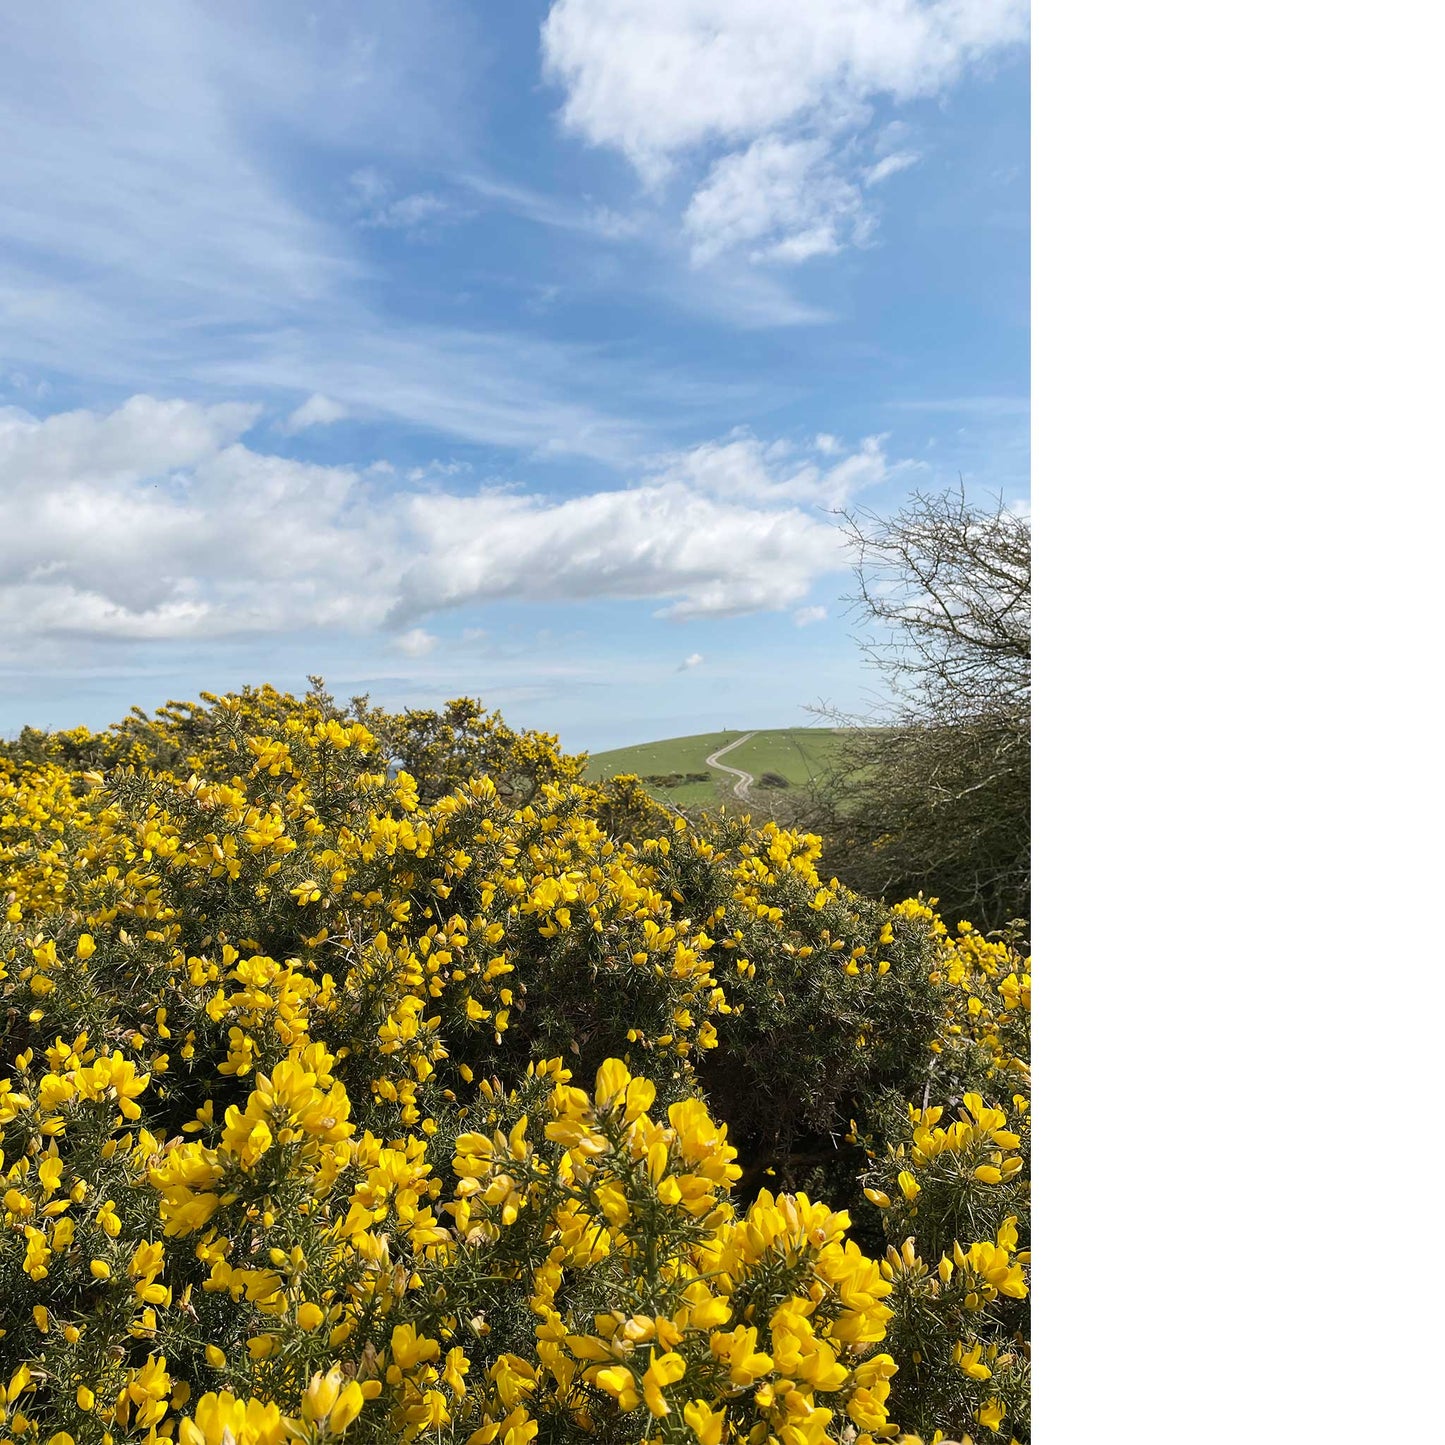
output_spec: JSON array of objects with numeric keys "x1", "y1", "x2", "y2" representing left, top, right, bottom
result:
[{"x1": 0, "y1": 684, "x2": 1029, "y2": 1444}]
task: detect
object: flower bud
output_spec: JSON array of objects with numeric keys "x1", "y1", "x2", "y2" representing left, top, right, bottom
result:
[{"x1": 303, "y1": 1368, "x2": 343, "y2": 1423}]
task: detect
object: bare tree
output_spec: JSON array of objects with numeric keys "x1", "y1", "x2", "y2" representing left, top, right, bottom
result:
[{"x1": 809, "y1": 487, "x2": 1030, "y2": 930}]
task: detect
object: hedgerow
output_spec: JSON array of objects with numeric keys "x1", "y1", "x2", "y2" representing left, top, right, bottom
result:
[{"x1": 0, "y1": 685, "x2": 1030, "y2": 1445}]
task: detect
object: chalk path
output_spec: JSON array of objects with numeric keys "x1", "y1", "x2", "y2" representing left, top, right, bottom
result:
[{"x1": 704, "y1": 732, "x2": 757, "y2": 800}]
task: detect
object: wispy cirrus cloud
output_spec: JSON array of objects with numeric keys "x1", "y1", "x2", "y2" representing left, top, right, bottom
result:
[
  {"x1": 1, "y1": 6, "x2": 357, "y2": 338},
  {"x1": 355, "y1": 192, "x2": 459, "y2": 234},
  {"x1": 889, "y1": 395, "x2": 1031, "y2": 414},
  {"x1": 0, "y1": 4, "x2": 738, "y2": 459},
  {"x1": 282, "y1": 394, "x2": 350, "y2": 433}
]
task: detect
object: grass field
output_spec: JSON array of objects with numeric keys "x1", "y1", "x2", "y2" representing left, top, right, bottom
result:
[
  {"x1": 584, "y1": 727, "x2": 853, "y2": 808},
  {"x1": 725, "y1": 729, "x2": 849, "y2": 785}
]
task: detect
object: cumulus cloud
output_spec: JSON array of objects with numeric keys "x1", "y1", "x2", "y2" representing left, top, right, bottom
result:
[
  {"x1": 647, "y1": 430, "x2": 894, "y2": 508},
  {"x1": 0, "y1": 400, "x2": 385, "y2": 642},
  {"x1": 678, "y1": 652, "x2": 704, "y2": 670},
  {"x1": 394, "y1": 481, "x2": 841, "y2": 622},
  {"x1": 0, "y1": 396, "x2": 896, "y2": 651},
  {"x1": 542, "y1": 0, "x2": 1028, "y2": 174},
  {"x1": 282, "y1": 394, "x2": 350, "y2": 433},
  {"x1": 0, "y1": 394, "x2": 260, "y2": 486},
  {"x1": 393, "y1": 628, "x2": 439, "y2": 657},
  {"x1": 542, "y1": 0, "x2": 1028, "y2": 266},
  {"x1": 684, "y1": 137, "x2": 870, "y2": 267}
]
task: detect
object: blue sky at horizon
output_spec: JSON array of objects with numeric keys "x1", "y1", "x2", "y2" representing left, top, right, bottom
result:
[{"x1": 0, "y1": 1, "x2": 1029, "y2": 754}]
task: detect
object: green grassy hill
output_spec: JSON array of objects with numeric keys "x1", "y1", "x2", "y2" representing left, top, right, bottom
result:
[{"x1": 584, "y1": 727, "x2": 852, "y2": 808}]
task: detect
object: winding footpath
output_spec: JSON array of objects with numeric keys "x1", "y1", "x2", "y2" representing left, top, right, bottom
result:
[{"x1": 705, "y1": 732, "x2": 757, "y2": 801}]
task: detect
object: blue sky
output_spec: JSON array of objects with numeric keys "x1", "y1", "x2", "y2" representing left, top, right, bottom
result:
[{"x1": 0, "y1": 0, "x2": 1029, "y2": 753}]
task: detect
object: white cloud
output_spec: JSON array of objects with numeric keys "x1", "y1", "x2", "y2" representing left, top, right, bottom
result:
[
  {"x1": 889, "y1": 395, "x2": 1031, "y2": 414},
  {"x1": 282, "y1": 394, "x2": 350, "y2": 433},
  {"x1": 0, "y1": 400, "x2": 386, "y2": 642},
  {"x1": 647, "y1": 430, "x2": 894, "y2": 508},
  {"x1": 0, "y1": 8, "x2": 358, "y2": 347},
  {"x1": 0, "y1": 395, "x2": 260, "y2": 486},
  {"x1": 395, "y1": 482, "x2": 841, "y2": 622},
  {"x1": 0, "y1": 397, "x2": 896, "y2": 653},
  {"x1": 678, "y1": 652, "x2": 704, "y2": 670},
  {"x1": 684, "y1": 138, "x2": 869, "y2": 267},
  {"x1": 542, "y1": 1, "x2": 1027, "y2": 267},
  {"x1": 459, "y1": 173, "x2": 651, "y2": 242},
  {"x1": 0, "y1": 8, "x2": 686, "y2": 455},
  {"x1": 363, "y1": 192, "x2": 455, "y2": 231},
  {"x1": 863, "y1": 151, "x2": 921, "y2": 187},
  {"x1": 793, "y1": 605, "x2": 828, "y2": 627},
  {"x1": 644, "y1": 265, "x2": 838, "y2": 329},
  {"x1": 348, "y1": 171, "x2": 466, "y2": 233},
  {"x1": 202, "y1": 324, "x2": 656, "y2": 465},
  {"x1": 541, "y1": 0, "x2": 1029, "y2": 176},
  {"x1": 394, "y1": 628, "x2": 439, "y2": 657}
]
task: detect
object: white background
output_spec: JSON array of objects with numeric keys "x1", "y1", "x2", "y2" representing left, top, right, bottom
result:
[{"x1": 1037, "y1": 1, "x2": 1443, "y2": 1436}]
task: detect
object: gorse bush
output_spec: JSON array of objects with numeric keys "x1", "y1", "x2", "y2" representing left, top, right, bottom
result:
[{"x1": 0, "y1": 685, "x2": 1030, "y2": 1445}]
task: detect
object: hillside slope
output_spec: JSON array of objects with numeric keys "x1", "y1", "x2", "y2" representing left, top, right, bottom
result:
[{"x1": 585, "y1": 726, "x2": 851, "y2": 806}]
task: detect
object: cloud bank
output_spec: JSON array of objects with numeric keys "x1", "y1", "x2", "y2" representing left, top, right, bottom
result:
[{"x1": 0, "y1": 397, "x2": 895, "y2": 653}]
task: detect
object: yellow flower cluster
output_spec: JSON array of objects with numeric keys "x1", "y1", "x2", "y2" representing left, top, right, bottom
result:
[{"x1": 1, "y1": 685, "x2": 1030, "y2": 1443}]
